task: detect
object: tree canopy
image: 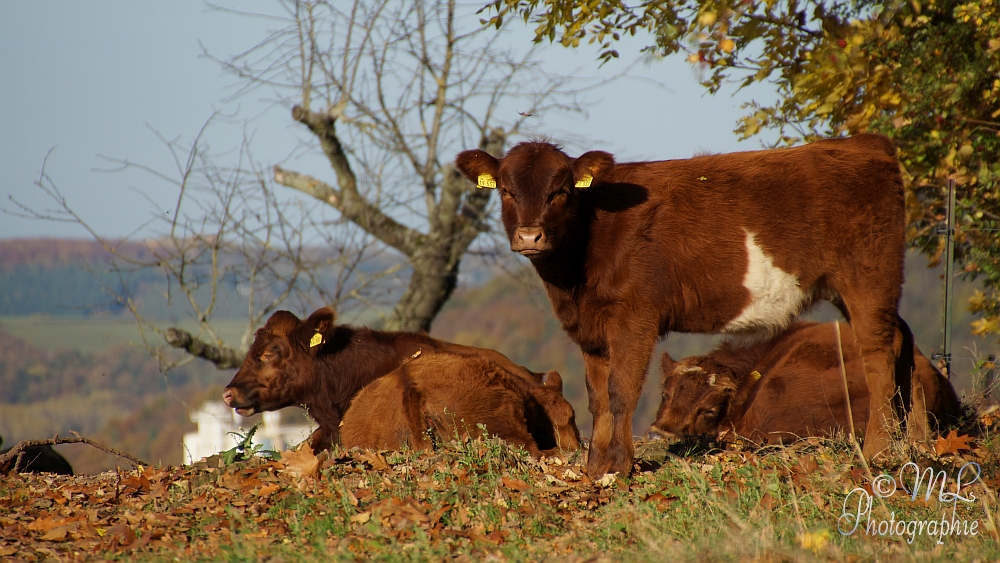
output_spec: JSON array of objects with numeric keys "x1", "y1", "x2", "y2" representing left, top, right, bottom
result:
[{"x1": 499, "y1": 0, "x2": 1000, "y2": 340}]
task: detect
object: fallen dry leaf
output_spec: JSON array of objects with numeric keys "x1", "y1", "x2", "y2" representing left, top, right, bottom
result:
[
  {"x1": 41, "y1": 527, "x2": 70, "y2": 541},
  {"x1": 280, "y1": 444, "x2": 320, "y2": 478},
  {"x1": 595, "y1": 473, "x2": 617, "y2": 488},
  {"x1": 257, "y1": 484, "x2": 280, "y2": 497},
  {"x1": 562, "y1": 469, "x2": 582, "y2": 481},
  {"x1": 760, "y1": 493, "x2": 778, "y2": 510},
  {"x1": 936, "y1": 430, "x2": 974, "y2": 456},
  {"x1": 501, "y1": 477, "x2": 531, "y2": 491},
  {"x1": 356, "y1": 451, "x2": 390, "y2": 471}
]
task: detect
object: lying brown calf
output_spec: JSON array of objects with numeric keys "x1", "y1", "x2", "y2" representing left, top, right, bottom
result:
[
  {"x1": 340, "y1": 351, "x2": 580, "y2": 456},
  {"x1": 222, "y1": 307, "x2": 565, "y2": 452},
  {"x1": 649, "y1": 322, "x2": 961, "y2": 445}
]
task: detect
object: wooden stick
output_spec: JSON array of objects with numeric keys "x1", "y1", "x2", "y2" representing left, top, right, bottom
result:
[
  {"x1": 835, "y1": 322, "x2": 881, "y2": 492},
  {"x1": 0, "y1": 432, "x2": 148, "y2": 472}
]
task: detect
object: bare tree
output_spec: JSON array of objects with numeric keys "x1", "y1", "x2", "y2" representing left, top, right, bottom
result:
[
  {"x1": 210, "y1": 0, "x2": 582, "y2": 331},
  {"x1": 7, "y1": 0, "x2": 583, "y2": 371},
  {"x1": 9, "y1": 121, "x2": 398, "y2": 370}
]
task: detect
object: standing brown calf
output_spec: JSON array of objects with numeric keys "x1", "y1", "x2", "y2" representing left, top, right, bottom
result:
[
  {"x1": 340, "y1": 351, "x2": 580, "y2": 456},
  {"x1": 456, "y1": 134, "x2": 907, "y2": 476},
  {"x1": 222, "y1": 307, "x2": 559, "y2": 452},
  {"x1": 649, "y1": 322, "x2": 961, "y2": 444}
]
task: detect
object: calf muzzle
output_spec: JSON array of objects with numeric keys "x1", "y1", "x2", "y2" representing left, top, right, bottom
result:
[
  {"x1": 645, "y1": 425, "x2": 680, "y2": 441},
  {"x1": 511, "y1": 226, "x2": 550, "y2": 255},
  {"x1": 223, "y1": 387, "x2": 256, "y2": 416}
]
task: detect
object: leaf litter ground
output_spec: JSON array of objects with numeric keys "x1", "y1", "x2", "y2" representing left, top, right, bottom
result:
[{"x1": 2, "y1": 432, "x2": 1000, "y2": 562}]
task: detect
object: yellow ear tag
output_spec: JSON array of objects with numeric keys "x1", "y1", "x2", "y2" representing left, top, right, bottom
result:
[
  {"x1": 574, "y1": 174, "x2": 593, "y2": 188},
  {"x1": 477, "y1": 173, "x2": 497, "y2": 189},
  {"x1": 309, "y1": 332, "x2": 323, "y2": 348},
  {"x1": 751, "y1": 370, "x2": 762, "y2": 381}
]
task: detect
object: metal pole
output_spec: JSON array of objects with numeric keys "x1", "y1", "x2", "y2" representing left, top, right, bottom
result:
[{"x1": 942, "y1": 179, "x2": 956, "y2": 378}]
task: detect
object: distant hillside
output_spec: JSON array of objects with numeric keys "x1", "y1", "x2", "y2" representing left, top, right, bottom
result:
[
  {"x1": 0, "y1": 237, "x2": 409, "y2": 321},
  {"x1": 0, "y1": 238, "x2": 154, "y2": 272},
  {"x1": 2, "y1": 238, "x2": 996, "y2": 467}
]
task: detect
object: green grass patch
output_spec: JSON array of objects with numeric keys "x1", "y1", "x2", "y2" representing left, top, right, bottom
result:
[{"x1": 0, "y1": 316, "x2": 252, "y2": 355}]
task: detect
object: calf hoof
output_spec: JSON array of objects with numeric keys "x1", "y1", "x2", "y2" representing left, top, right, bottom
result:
[{"x1": 585, "y1": 444, "x2": 634, "y2": 478}]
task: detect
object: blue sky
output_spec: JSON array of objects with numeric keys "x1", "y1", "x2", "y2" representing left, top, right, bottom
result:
[{"x1": 0, "y1": 1, "x2": 777, "y2": 240}]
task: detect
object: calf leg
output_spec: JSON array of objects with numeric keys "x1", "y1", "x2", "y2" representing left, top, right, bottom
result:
[
  {"x1": 896, "y1": 317, "x2": 930, "y2": 444},
  {"x1": 583, "y1": 350, "x2": 613, "y2": 475},
  {"x1": 585, "y1": 326, "x2": 657, "y2": 477},
  {"x1": 846, "y1": 308, "x2": 903, "y2": 460}
]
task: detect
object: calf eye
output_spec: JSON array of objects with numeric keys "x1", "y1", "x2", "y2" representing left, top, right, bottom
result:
[{"x1": 260, "y1": 350, "x2": 275, "y2": 362}]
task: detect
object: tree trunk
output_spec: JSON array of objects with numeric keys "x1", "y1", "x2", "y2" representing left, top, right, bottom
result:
[{"x1": 383, "y1": 242, "x2": 460, "y2": 332}]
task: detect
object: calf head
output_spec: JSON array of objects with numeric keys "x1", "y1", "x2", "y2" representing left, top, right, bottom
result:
[
  {"x1": 648, "y1": 352, "x2": 738, "y2": 440},
  {"x1": 455, "y1": 143, "x2": 615, "y2": 257},
  {"x1": 223, "y1": 307, "x2": 337, "y2": 416},
  {"x1": 531, "y1": 370, "x2": 581, "y2": 451}
]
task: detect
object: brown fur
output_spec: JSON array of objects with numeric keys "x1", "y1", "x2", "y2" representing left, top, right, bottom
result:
[
  {"x1": 340, "y1": 352, "x2": 580, "y2": 456},
  {"x1": 456, "y1": 134, "x2": 907, "y2": 475},
  {"x1": 223, "y1": 307, "x2": 572, "y2": 452},
  {"x1": 649, "y1": 322, "x2": 961, "y2": 444}
]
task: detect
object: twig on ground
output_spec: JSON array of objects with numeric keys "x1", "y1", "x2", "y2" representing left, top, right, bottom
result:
[
  {"x1": 0, "y1": 432, "x2": 148, "y2": 472},
  {"x1": 835, "y1": 321, "x2": 887, "y2": 515},
  {"x1": 980, "y1": 479, "x2": 1000, "y2": 542}
]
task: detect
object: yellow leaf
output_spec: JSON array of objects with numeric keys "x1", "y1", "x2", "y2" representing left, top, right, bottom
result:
[
  {"x1": 971, "y1": 316, "x2": 1000, "y2": 336},
  {"x1": 699, "y1": 11, "x2": 717, "y2": 27},
  {"x1": 719, "y1": 38, "x2": 735, "y2": 53},
  {"x1": 350, "y1": 511, "x2": 371, "y2": 524},
  {"x1": 968, "y1": 289, "x2": 986, "y2": 312},
  {"x1": 797, "y1": 529, "x2": 831, "y2": 553}
]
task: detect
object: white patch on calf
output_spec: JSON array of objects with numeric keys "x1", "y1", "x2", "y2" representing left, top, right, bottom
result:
[{"x1": 723, "y1": 230, "x2": 809, "y2": 339}]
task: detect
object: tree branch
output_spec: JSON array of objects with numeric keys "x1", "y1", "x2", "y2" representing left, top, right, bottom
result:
[
  {"x1": 164, "y1": 328, "x2": 245, "y2": 369},
  {"x1": 273, "y1": 161, "x2": 427, "y2": 256},
  {"x1": 0, "y1": 433, "x2": 148, "y2": 473}
]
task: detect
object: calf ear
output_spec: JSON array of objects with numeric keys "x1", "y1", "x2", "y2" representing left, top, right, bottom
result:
[
  {"x1": 264, "y1": 310, "x2": 301, "y2": 335},
  {"x1": 455, "y1": 150, "x2": 500, "y2": 189},
  {"x1": 542, "y1": 370, "x2": 563, "y2": 393},
  {"x1": 660, "y1": 352, "x2": 677, "y2": 378},
  {"x1": 572, "y1": 151, "x2": 615, "y2": 189},
  {"x1": 299, "y1": 306, "x2": 337, "y2": 353}
]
